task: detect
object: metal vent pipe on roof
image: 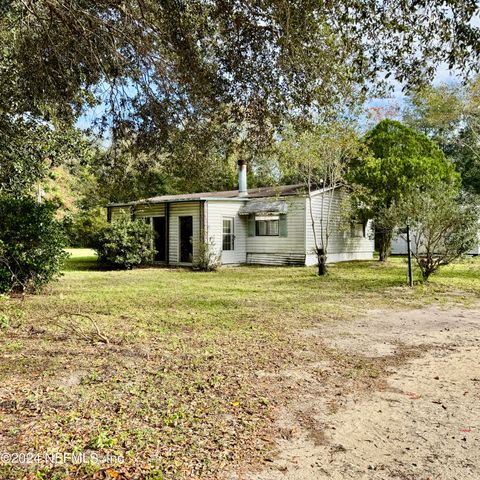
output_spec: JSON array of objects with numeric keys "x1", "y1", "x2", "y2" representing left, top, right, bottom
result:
[{"x1": 238, "y1": 160, "x2": 247, "y2": 196}]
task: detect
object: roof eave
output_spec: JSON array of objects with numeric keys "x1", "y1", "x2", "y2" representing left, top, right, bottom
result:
[{"x1": 106, "y1": 184, "x2": 308, "y2": 207}]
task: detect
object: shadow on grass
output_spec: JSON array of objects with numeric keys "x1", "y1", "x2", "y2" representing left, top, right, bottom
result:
[
  {"x1": 288, "y1": 260, "x2": 412, "y2": 292},
  {"x1": 62, "y1": 249, "x2": 176, "y2": 272}
]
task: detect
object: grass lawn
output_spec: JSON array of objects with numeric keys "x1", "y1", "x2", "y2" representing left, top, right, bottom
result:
[{"x1": 0, "y1": 250, "x2": 479, "y2": 479}]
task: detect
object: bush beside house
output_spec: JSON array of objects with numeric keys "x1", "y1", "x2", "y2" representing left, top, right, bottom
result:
[{"x1": 94, "y1": 219, "x2": 156, "y2": 269}]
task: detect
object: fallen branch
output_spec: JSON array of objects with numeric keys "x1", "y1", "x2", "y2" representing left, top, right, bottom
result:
[{"x1": 51, "y1": 312, "x2": 110, "y2": 345}]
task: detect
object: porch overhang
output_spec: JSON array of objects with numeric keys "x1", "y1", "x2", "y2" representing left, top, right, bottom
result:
[{"x1": 238, "y1": 200, "x2": 288, "y2": 216}]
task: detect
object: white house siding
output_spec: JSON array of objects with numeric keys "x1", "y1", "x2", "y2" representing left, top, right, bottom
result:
[
  {"x1": 134, "y1": 203, "x2": 165, "y2": 218},
  {"x1": 472, "y1": 230, "x2": 480, "y2": 255},
  {"x1": 305, "y1": 190, "x2": 374, "y2": 265},
  {"x1": 246, "y1": 196, "x2": 306, "y2": 266},
  {"x1": 110, "y1": 203, "x2": 165, "y2": 220},
  {"x1": 206, "y1": 200, "x2": 247, "y2": 265},
  {"x1": 246, "y1": 253, "x2": 306, "y2": 265},
  {"x1": 392, "y1": 230, "x2": 480, "y2": 256},
  {"x1": 391, "y1": 234, "x2": 407, "y2": 255},
  {"x1": 169, "y1": 201, "x2": 202, "y2": 265}
]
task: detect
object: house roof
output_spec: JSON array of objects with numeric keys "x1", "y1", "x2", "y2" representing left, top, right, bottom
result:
[{"x1": 107, "y1": 184, "x2": 307, "y2": 207}]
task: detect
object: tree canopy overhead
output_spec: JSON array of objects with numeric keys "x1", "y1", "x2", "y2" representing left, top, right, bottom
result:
[{"x1": 2, "y1": 1, "x2": 480, "y2": 148}]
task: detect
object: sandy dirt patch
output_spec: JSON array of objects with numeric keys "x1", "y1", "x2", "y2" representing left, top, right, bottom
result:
[{"x1": 229, "y1": 305, "x2": 480, "y2": 480}]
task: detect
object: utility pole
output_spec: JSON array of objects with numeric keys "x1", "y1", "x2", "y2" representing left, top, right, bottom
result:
[{"x1": 406, "y1": 223, "x2": 413, "y2": 287}]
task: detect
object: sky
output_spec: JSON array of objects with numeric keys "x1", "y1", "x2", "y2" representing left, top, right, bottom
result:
[
  {"x1": 365, "y1": 62, "x2": 462, "y2": 121},
  {"x1": 368, "y1": 13, "x2": 480, "y2": 119}
]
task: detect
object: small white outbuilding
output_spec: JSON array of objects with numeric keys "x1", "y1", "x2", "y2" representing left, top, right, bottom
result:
[{"x1": 391, "y1": 229, "x2": 480, "y2": 256}]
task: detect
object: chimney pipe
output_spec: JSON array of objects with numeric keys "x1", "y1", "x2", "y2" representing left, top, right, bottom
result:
[{"x1": 237, "y1": 160, "x2": 247, "y2": 196}]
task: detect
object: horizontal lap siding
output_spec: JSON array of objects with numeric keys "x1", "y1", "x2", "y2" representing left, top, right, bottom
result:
[
  {"x1": 169, "y1": 202, "x2": 201, "y2": 264},
  {"x1": 134, "y1": 203, "x2": 165, "y2": 217},
  {"x1": 246, "y1": 196, "x2": 306, "y2": 265},
  {"x1": 110, "y1": 204, "x2": 165, "y2": 221},
  {"x1": 206, "y1": 201, "x2": 247, "y2": 264},
  {"x1": 247, "y1": 253, "x2": 305, "y2": 265},
  {"x1": 305, "y1": 190, "x2": 374, "y2": 264}
]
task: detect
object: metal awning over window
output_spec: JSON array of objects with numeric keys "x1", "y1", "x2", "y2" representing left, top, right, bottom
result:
[{"x1": 238, "y1": 200, "x2": 288, "y2": 216}]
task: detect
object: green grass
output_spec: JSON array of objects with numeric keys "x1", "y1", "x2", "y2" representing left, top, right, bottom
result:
[
  {"x1": 0, "y1": 251, "x2": 478, "y2": 479},
  {"x1": 63, "y1": 248, "x2": 98, "y2": 271}
]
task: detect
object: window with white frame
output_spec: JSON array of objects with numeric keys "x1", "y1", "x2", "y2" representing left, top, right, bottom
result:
[
  {"x1": 222, "y1": 218, "x2": 234, "y2": 250},
  {"x1": 255, "y1": 215, "x2": 279, "y2": 236},
  {"x1": 351, "y1": 222, "x2": 366, "y2": 238}
]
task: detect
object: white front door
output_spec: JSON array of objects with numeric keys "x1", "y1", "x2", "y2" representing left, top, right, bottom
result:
[{"x1": 221, "y1": 217, "x2": 236, "y2": 264}]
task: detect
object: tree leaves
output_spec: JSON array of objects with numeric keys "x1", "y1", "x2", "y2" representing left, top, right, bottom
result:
[
  {"x1": 349, "y1": 119, "x2": 462, "y2": 260},
  {"x1": 404, "y1": 78, "x2": 480, "y2": 195},
  {"x1": 2, "y1": 0, "x2": 480, "y2": 149},
  {"x1": 398, "y1": 185, "x2": 480, "y2": 280}
]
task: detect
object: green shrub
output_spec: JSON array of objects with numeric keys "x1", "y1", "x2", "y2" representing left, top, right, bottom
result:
[
  {"x1": 400, "y1": 187, "x2": 480, "y2": 281},
  {"x1": 192, "y1": 237, "x2": 220, "y2": 271},
  {"x1": 63, "y1": 207, "x2": 108, "y2": 247},
  {"x1": 94, "y1": 219, "x2": 155, "y2": 269},
  {"x1": 0, "y1": 196, "x2": 68, "y2": 293}
]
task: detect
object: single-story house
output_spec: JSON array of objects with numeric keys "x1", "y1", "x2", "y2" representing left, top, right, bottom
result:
[{"x1": 106, "y1": 161, "x2": 374, "y2": 266}]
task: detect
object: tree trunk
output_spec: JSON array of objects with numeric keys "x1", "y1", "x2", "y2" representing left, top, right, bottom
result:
[
  {"x1": 377, "y1": 229, "x2": 392, "y2": 262},
  {"x1": 419, "y1": 256, "x2": 435, "y2": 282},
  {"x1": 317, "y1": 249, "x2": 327, "y2": 276}
]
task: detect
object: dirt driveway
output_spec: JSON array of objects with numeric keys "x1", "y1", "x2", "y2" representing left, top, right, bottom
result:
[{"x1": 229, "y1": 305, "x2": 480, "y2": 480}]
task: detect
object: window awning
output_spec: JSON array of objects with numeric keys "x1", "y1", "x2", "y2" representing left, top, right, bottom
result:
[{"x1": 238, "y1": 200, "x2": 288, "y2": 216}]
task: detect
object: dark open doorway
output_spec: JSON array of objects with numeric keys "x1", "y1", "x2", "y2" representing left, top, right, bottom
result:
[
  {"x1": 179, "y1": 216, "x2": 193, "y2": 263},
  {"x1": 152, "y1": 217, "x2": 166, "y2": 262}
]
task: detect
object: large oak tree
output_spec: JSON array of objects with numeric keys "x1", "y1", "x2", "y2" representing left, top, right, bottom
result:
[{"x1": 2, "y1": 1, "x2": 480, "y2": 148}]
